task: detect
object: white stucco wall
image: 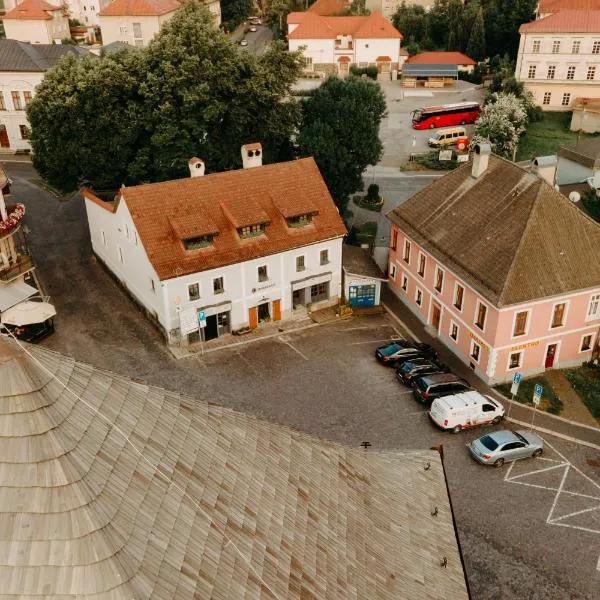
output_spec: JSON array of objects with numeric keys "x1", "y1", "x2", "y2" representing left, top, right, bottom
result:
[
  {"x1": 4, "y1": 15, "x2": 69, "y2": 44},
  {"x1": 289, "y1": 38, "x2": 335, "y2": 65},
  {"x1": 99, "y1": 14, "x2": 166, "y2": 46},
  {"x1": 290, "y1": 37, "x2": 400, "y2": 67},
  {"x1": 0, "y1": 72, "x2": 43, "y2": 152},
  {"x1": 354, "y1": 38, "x2": 400, "y2": 65}
]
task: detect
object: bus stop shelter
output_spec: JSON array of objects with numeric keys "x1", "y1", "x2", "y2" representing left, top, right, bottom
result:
[{"x1": 401, "y1": 63, "x2": 458, "y2": 88}]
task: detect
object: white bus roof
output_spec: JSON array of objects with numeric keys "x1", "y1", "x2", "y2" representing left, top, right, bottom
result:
[{"x1": 418, "y1": 102, "x2": 480, "y2": 113}]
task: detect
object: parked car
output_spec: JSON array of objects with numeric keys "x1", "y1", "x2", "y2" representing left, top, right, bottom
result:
[
  {"x1": 3, "y1": 319, "x2": 55, "y2": 343},
  {"x1": 240, "y1": 39, "x2": 248, "y2": 46},
  {"x1": 375, "y1": 340, "x2": 437, "y2": 366},
  {"x1": 250, "y1": 26, "x2": 257, "y2": 32},
  {"x1": 429, "y1": 391, "x2": 505, "y2": 433},
  {"x1": 427, "y1": 126, "x2": 467, "y2": 148},
  {"x1": 468, "y1": 430, "x2": 544, "y2": 467},
  {"x1": 396, "y1": 358, "x2": 447, "y2": 386},
  {"x1": 413, "y1": 372, "x2": 471, "y2": 404}
]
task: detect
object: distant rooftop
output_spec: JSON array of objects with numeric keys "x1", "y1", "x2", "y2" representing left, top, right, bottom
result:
[{"x1": 0, "y1": 39, "x2": 88, "y2": 72}]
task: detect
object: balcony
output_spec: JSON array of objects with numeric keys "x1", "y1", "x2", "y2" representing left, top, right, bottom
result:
[{"x1": 0, "y1": 254, "x2": 34, "y2": 283}]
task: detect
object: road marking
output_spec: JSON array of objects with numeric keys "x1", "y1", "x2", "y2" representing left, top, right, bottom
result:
[
  {"x1": 380, "y1": 302, "x2": 422, "y2": 343},
  {"x1": 597, "y1": 555, "x2": 600, "y2": 571},
  {"x1": 279, "y1": 338, "x2": 308, "y2": 361},
  {"x1": 350, "y1": 338, "x2": 398, "y2": 345},
  {"x1": 506, "y1": 417, "x2": 600, "y2": 450}
]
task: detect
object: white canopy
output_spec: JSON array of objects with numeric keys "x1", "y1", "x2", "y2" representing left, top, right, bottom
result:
[
  {"x1": 0, "y1": 280, "x2": 37, "y2": 312},
  {"x1": 1, "y1": 301, "x2": 56, "y2": 326}
]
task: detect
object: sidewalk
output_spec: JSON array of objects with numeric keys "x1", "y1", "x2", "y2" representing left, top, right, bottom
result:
[
  {"x1": 0, "y1": 154, "x2": 33, "y2": 164},
  {"x1": 381, "y1": 285, "x2": 600, "y2": 449}
]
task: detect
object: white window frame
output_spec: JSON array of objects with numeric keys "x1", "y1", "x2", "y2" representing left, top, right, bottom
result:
[
  {"x1": 296, "y1": 255, "x2": 306, "y2": 272},
  {"x1": 542, "y1": 341, "x2": 561, "y2": 368},
  {"x1": 562, "y1": 93, "x2": 571, "y2": 107},
  {"x1": 511, "y1": 309, "x2": 530, "y2": 339},
  {"x1": 587, "y1": 65, "x2": 596, "y2": 81},
  {"x1": 587, "y1": 293, "x2": 600, "y2": 321},
  {"x1": 402, "y1": 239, "x2": 411, "y2": 264},
  {"x1": 401, "y1": 272, "x2": 408, "y2": 292},
  {"x1": 551, "y1": 40, "x2": 560, "y2": 54},
  {"x1": 453, "y1": 283, "x2": 464, "y2": 312},
  {"x1": 257, "y1": 264, "x2": 268, "y2": 282},
  {"x1": 547, "y1": 65, "x2": 556, "y2": 79},
  {"x1": 434, "y1": 266, "x2": 444, "y2": 293},
  {"x1": 532, "y1": 40, "x2": 541, "y2": 53},
  {"x1": 549, "y1": 300, "x2": 569, "y2": 330},
  {"x1": 417, "y1": 251, "x2": 426, "y2": 278},
  {"x1": 449, "y1": 320, "x2": 459, "y2": 343},
  {"x1": 572, "y1": 40, "x2": 581, "y2": 54},
  {"x1": 320, "y1": 248, "x2": 329, "y2": 265},
  {"x1": 567, "y1": 65, "x2": 576, "y2": 80},
  {"x1": 101, "y1": 230, "x2": 107, "y2": 247},
  {"x1": 593, "y1": 40, "x2": 600, "y2": 54},
  {"x1": 213, "y1": 276, "x2": 225, "y2": 295},
  {"x1": 507, "y1": 351, "x2": 523, "y2": 371},
  {"x1": 543, "y1": 92, "x2": 552, "y2": 105},
  {"x1": 579, "y1": 332, "x2": 595, "y2": 353},
  {"x1": 187, "y1": 282, "x2": 200, "y2": 301},
  {"x1": 527, "y1": 64, "x2": 536, "y2": 79},
  {"x1": 469, "y1": 340, "x2": 481, "y2": 364},
  {"x1": 415, "y1": 287, "x2": 423, "y2": 307},
  {"x1": 473, "y1": 299, "x2": 488, "y2": 332},
  {"x1": 118, "y1": 246, "x2": 124, "y2": 263},
  {"x1": 389, "y1": 263, "x2": 396, "y2": 279}
]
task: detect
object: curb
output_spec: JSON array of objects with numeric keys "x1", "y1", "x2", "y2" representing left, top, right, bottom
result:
[{"x1": 506, "y1": 416, "x2": 600, "y2": 451}]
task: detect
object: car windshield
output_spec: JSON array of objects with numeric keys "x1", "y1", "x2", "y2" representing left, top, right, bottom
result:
[
  {"x1": 379, "y1": 343, "x2": 401, "y2": 356},
  {"x1": 479, "y1": 435, "x2": 499, "y2": 451},
  {"x1": 415, "y1": 378, "x2": 429, "y2": 391},
  {"x1": 400, "y1": 361, "x2": 415, "y2": 373},
  {"x1": 411, "y1": 109, "x2": 422, "y2": 122}
]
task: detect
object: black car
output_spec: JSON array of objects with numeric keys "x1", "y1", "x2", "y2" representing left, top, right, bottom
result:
[
  {"x1": 396, "y1": 358, "x2": 448, "y2": 386},
  {"x1": 3, "y1": 319, "x2": 55, "y2": 343},
  {"x1": 413, "y1": 372, "x2": 471, "y2": 404},
  {"x1": 375, "y1": 340, "x2": 437, "y2": 366}
]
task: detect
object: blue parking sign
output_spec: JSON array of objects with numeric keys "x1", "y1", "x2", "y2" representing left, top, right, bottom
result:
[
  {"x1": 534, "y1": 383, "x2": 542, "y2": 396},
  {"x1": 513, "y1": 372, "x2": 522, "y2": 385}
]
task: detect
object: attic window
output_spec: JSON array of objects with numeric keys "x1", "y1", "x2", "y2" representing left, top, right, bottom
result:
[
  {"x1": 184, "y1": 235, "x2": 213, "y2": 250},
  {"x1": 287, "y1": 214, "x2": 312, "y2": 228},
  {"x1": 238, "y1": 223, "x2": 265, "y2": 239}
]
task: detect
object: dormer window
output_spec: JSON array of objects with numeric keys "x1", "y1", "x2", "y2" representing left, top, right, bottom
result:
[
  {"x1": 183, "y1": 235, "x2": 213, "y2": 250},
  {"x1": 238, "y1": 223, "x2": 265, "y2": 239},
  {"x1": 287, "y1": 214, "x2": 312, "y2": 228}
]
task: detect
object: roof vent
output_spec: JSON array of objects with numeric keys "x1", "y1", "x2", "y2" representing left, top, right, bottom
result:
[
  {"x1": 471, "y1": 143, "x2": 491, "y2": 179},
  {"x1": 242, "y1": 143, "x2": 262, "y2": 169},
  {"x1": 188, "y1": 157, "x2": 205, "y2": 178}
]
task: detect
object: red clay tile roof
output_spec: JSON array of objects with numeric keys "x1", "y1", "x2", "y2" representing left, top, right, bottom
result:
[
  {"x1": 538, "y1": 0, "x2": 600, "y2": 13},
  {"x1": 168, "y1": 210, "x2": 218, "y2": 239},
  {"x1": 288, "y1": 11, "x2": 401, "y2": 39},
  {"x1": 519, "y1": 10, "x2": 600, "y2": 32},
  {"x1": 405, "y1": 51, "x2": 475, "y2": 65},
  {"x1": 84, "y1": 158, "x2": 346, "y2": 281},
  {"x1": 99, "y1": 0, "x2": 179, "y2": 17},
  {"x1": 3, "y1": 0, "x2": 60, "y2": 20},
  {"x1": 307, "y1": 0, "x2": 350, "y2": 15},
  {"x1": 287, "y1": 11, "x2": 305, "y2": 24}
]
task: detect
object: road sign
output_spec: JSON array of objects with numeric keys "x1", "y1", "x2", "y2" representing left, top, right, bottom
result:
[
  {"x1": 533, "y1": 383, "x2": 542, "y2": 406},
  {"x1": 198, "y1": 310, "x2": 207, "y2": 328},
  {"x1": 510, "y1": 372, "x2": 522, "y2": 396}
]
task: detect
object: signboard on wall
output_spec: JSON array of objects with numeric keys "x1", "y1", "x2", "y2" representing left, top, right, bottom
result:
[{"x1": 179, "y1": 308, "x2": 199, "y2": 335}]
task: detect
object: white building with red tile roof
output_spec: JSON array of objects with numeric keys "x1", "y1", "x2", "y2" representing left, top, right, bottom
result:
[
  {"x1": 2, "y1": 0, "x2": 70, "y2": 44},
  {"x1": 82, "y1": 145, "x2": 347, "y2": 345},
  {"x1": 287, "y1": 10, "x2": 402, "y2": 75},
  {"x1": 516, "y1": 10, "x2": 600, "y2": 110},
  {"x1": 98, "y1": 0, "x2": 220, "y2": 47}
]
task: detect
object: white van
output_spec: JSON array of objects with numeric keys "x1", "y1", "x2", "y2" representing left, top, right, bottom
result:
[
  {"x1": 427, "y1": 127, "x2": 467, "y2": 148},
  {"x1": 429, "y1": 391, "x2": 505, "y2": 433}
]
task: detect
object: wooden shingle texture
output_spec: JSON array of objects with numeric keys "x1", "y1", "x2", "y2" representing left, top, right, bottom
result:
[
  {"x1": 387, "y1": 154, "x2": 600, "y2": 307},
  {"x1": 0, "y1": 337, "x2": 469, "y2": 599}
]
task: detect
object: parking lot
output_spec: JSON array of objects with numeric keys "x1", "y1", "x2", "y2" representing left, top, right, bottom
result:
[{"x1": 5, "y1": 156, "x2": 600, "y2": 599}]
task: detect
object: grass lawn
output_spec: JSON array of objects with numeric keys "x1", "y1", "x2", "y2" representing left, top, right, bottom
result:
[
  {"x1": 495, "y1": 375, "x2": 564, "y2": 415},
  {"x1": 515, "y1": 112, "x2": 595, "y2": 162},
  {"x1": 563, "y1": 365, "x2": 600, "y2": 422}
]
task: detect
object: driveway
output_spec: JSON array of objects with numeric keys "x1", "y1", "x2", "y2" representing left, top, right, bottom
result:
[{"x1": 4, "y1": 161, "x2": 600, "y2": 600}]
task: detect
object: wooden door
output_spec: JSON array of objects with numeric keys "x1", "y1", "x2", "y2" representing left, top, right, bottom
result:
[
  {"x1": 249, "y1": 306, "x2": 258, "y2": 330},
  {"x1": 273, "y1": 299, "x2": 281, "y2": 321},
  {"x1": 545, "y1": 344, "x2": 557, "y2": 369},
  {"x1": 432, "y1": 303, "x2": 441, "y2": 331},
  {"x1": 0, "y1": 125, "x2": 10, "y2": 148}
]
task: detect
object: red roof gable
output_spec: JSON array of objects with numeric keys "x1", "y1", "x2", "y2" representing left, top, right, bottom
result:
[
  {"x1": 520, "y1": 10, "x2": 600, "y2": 32},
  {"x1": 99, "y1": 0, "x2": 180, "y2": 17},
  {"x1": 288, "y1": 11, "x2": 401, "y2": 40},
  {"x1": 538, "y1": 0, "x2": 600, "y2": 13},
  {"x1": 405, "y1": 51, "x2": 476, "y2": 65},
  {"x1": 3, "y1": 0, "x2": 60, "y2": 20}
]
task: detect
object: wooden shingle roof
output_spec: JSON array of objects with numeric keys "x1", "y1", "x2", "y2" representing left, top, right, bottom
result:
[
  {"x1": 0, "y1": 337, "x2": 469, "y2": 599},
  {"x1": 387, "y1": 155, "x2": 600, "y2": 307}
]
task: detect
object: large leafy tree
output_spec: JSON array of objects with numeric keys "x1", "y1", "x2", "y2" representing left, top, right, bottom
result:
[
  {"x1": 27, "y1": 0, "x2": 303, "y2": 191},
  {"x1": 297, "y1": 76, "x2": 386, "y2": 213},
  {"x1": 467, "y1": 5, "x2": 486, "y2": 62},
  {"x1": 392, "y1": 2, "x2": 427, "y2": 43},
  {"x1": 221, "y1": 0, "x2": 252, "y2": 31}
]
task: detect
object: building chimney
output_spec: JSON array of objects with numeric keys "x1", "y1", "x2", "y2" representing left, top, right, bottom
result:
[
  {"x1": 471, "y1": 142, "x2": 491, "y2": 179},
  {"x1": 531, "y1": 155, "x2": 557, "y2": 187},
  {"x1": 188, "y1": 157, "x2": 205, "y2": 178},
  {"x1": 241, "y1": 143, "x2": 262, "y2": 169}
]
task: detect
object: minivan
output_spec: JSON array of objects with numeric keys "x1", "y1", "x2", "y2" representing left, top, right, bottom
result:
[
  {"x1": 428, "y1": 127, "x2": 467, "y2": 148},
  {"x1": 413, "y1": 373, "x2": 471, "y2": 404},
  {"x1": 429, "y1": 391, "x2": 505, "y2": 433}
]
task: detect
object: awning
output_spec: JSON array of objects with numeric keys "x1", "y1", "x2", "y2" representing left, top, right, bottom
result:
[
  {"x1": 337, "y1": 56, "x2": 351, "y2": 63},
  {"x1": 1, "y1": 301, "x2": 56, "y2": 326},
  {"x1": 402, "y1": 63, "x2": 458, "y2": 78},
  {"x1": 291, "y1": 272, "x2": 332, "y2": 292},
  {"x1": 0, "y1": 281, "x2": 38, "y2": 312},
  {"x1": 376, "y1": 56, "x2": 392, "y2": 62}
]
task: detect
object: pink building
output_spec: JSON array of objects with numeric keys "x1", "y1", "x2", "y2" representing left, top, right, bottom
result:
[{"x1": 386, "y1": 144, "x2": 600, "y2": 384}]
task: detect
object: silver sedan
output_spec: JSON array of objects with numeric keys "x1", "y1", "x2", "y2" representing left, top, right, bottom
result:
[{"x1": 468, "y1": 430, "x2": 543, "y2": 467}]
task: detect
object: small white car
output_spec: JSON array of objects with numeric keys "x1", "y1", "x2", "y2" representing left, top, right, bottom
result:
[
  {"x1": 250, "y1": 26, "x2": 257, "y2": 32},
  {"x1": 240, "y1": 39, "x2": 248, "y2": 46},
  {"x1": 429, "y1": 390, "x2": 505, "y2": 433}
]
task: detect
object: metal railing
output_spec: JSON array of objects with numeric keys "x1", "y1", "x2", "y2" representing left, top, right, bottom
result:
[{"x1": 0, "y1": 255, "x2": 34, "y2": 283}]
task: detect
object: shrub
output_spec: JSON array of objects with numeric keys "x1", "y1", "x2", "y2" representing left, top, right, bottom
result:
[
  {"x1": 367, "y1": 183, "x2": 380, "y2": 200},
  {"x1": 349, "y1": 65, "x2": 378, "y2": 80}
]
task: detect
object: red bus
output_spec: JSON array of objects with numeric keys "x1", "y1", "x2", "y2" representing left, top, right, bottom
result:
[{"x1": 411, "y1": 102, "x2": 481, "y2": 130}]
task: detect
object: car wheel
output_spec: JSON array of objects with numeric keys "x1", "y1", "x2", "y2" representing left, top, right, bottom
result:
[
  {"x1": 452, "y1": 425, "x2": 462, "y2": 434},
  {"x1": 492, "y1": 416, "x2": 502, "y2": 425},
  {"x1": 493, "y1": 458, "x2": 504, "y2": 468},
  {"x1": 532, "y1": 448, "x2": 543, "y2": 458}
]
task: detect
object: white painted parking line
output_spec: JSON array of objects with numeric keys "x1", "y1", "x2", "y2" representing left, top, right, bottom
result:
[
  {"x1": 350, "y1": 338, "x2": 398, "y2": 345},
  {"x1": 597, "y1": 555, "x2": 600, "y2": 571},
  {"x1": 279, "y1": 337, "x2": 308, "y2": 361},
  {"x1": 380, "y1": 303, "x2": 422, "y2": 343}
]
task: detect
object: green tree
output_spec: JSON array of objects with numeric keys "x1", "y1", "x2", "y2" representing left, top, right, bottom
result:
[
  {"x1": 297, "y1": 76, "x2": 386, "y2": 213},
  {"x1": 221, "y1": 0, "x2": 252, "y2": 30},
  {"x1": 392, "y1": 2, "x2": 426, "y2": 45},
  {"x1": 466, "y1": 5, "x2": 485, "y2": 61}
]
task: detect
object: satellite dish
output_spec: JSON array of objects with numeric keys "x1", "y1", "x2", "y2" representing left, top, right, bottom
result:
[{"x1": 569, "y1": 191, "x2": 581, "y2": 203}]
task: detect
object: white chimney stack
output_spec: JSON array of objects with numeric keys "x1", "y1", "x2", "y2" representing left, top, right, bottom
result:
[
  {"x1": 471, "y1": 142, "x2": 491, "y2": 179},
  {"x1": 531, "y1": 155, "x2": 557, "y2": 187},
  {"x1": 241, "y1": 143, "x2": 263, "y2": 169},
  {"x1": 188, "y1": 157, "x2": 205, "y2": 178}
]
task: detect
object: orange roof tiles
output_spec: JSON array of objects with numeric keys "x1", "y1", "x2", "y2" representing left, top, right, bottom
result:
[
  {"x1": 538, "y1": 0, "x2": 600, "y2": 13},
  {"x1": 3, "y1": 0, "x2": 60, "y2": 20},
  {"x1": 405, "y1": 51, "x2": 476, "y2": 65},
  {"x1": 84, "y1": 158, "x2": 346, "y2": 281},
  {"x1": 519, "y1": 9, "x2": 600, "y2": 32},
  {"x1": 99, "y1": 0, "x2": 179, "y2": 17},
  {"x1": 288, "y1": 10, "x2": 401, "y2": 39}
]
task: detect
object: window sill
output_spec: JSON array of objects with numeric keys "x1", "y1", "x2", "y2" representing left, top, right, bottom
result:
[
  {"x1": 453, "y1": 304, "x2": 463, "y2": 311},
  {"x1": 475, "y1": 324, "x2": 485, "y2": 331},
  {"x1": 297, "y1": 268, "x2": 306, "y2": 272},
  {"x1": 258, "y1": 278, "x2": 269, "y2": 283},
  {"x1": 434, "y1": 287, "x2": 442, "y2": 293},
  {"x1": 214, "y1": 290, "x2": 225, "y2": 295},
  {"x1": 188, "y1": 297, "x2": 201, "y2": 303}
]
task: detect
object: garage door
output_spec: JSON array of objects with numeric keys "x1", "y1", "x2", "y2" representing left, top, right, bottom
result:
[{"x1": 349, "y1": 284, "x2": 376, "y2": 307}]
